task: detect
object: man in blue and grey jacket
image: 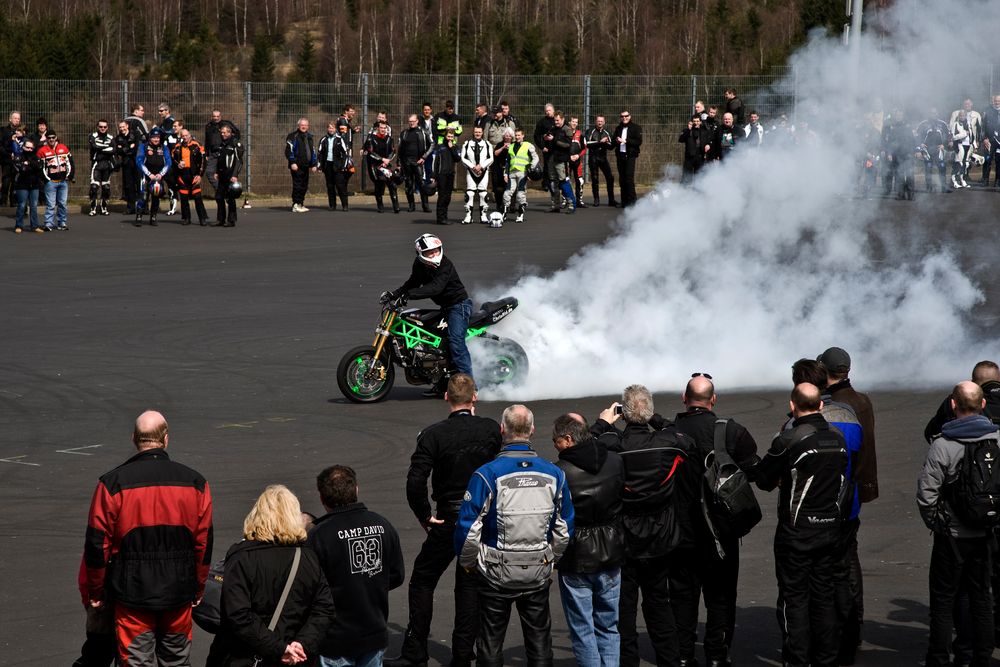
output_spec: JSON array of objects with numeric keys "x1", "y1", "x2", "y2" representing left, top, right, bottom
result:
[{"x1": 455, "y1": 404, "x2": 574, "y2": 667}]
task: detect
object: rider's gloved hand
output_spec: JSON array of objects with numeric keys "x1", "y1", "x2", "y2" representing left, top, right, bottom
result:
[{"x1": 379, "y1": 290, "x2": 393, "y2": 304}]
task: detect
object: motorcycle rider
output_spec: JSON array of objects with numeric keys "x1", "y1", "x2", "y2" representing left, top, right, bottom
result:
[
  {"x1": 503, "y1": 127, "x2": 540, "y2": 224},
  {"x1": 364, "y1": 119, "x2": 399, "y2": 213},
  {"x1": 427, "y1": 129, "x2": 462, "y2": 225},
  {"x1": 397, "y1": 114, "x2": 434, "y2": 213},
  {"x1": 460, "y1": 125, "x2": 493, "y2": 224},
  {"x1": 215, "y1": 124, "x2": 244, "y2": 227},
  {"x1": 950, "y1": 110, "x2": 975, "y2": 189},
  {"x1": 88, "y1": 119, "x2": 116, "y2": 216},
  {"x1": 568, "y1": 116, "x2": 587, "y2": 208},
  {"x1": 585, "y1": 115, "x2": 616, "y2": 207},
  {"x1": 387, "y1": 234, "x2": 474, "y2": 394},
  {"x1": 134, "y1": 127, "x2": 171, "y2": 227},
  {"x1": 171, "y1": 128, "x2": 209, "y2": 226}
]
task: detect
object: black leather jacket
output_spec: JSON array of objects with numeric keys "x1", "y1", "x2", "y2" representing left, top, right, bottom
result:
[{"x1": 556, "y1": 438, "x2": 625, "y2": 573}]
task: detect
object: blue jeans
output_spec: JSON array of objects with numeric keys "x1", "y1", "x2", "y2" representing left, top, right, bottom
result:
[
  {"x1": 15, "y1": 189, "x2": 40, "y2": 229},
  {"x1": 319, "y1": 648, "x2": 384, "y2": 667},
  {"x1": 44, "y1": 180, "x2": 68, "y2": 227},
  {"x1": 558, "y1": 568, "x2": 621, "y2": 667},
  {"x1": 446, "y1": 298, "x2": 473, "y2": 376}
]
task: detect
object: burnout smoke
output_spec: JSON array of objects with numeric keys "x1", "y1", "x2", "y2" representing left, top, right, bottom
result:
[{"x1": 482, "y1": 0, "x2": 998, "y2": 400}]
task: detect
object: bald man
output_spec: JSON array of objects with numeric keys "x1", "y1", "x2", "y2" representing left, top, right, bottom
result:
[
  {"x1": 80, "y1": 410, "x2": 213, "y2": 667},
  {"x1": 671, "y1": 374, "x2": 758, "y2": 667},
  {"x1": 918, "y1": 381, "x2": 999, "y2": 667},
  {"x1": 924, "y1": 360, "x2": 1000, "y2": 442},
  {"x1": 755, "y1": 384, "x2": 850, "y2": 667}
]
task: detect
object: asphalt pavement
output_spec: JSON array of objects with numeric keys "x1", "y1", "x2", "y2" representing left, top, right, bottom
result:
[{"x1": 1, "y1": 189, "x2": 999, "y2": 665}]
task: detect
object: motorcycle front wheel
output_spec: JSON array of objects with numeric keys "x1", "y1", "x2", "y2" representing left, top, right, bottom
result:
[
  {"x1": 470, "y1": 337, "x2": 529, "y2": 387},
  {"x1": 337, "y1": 345, "x2": 396, "y2": 403}
]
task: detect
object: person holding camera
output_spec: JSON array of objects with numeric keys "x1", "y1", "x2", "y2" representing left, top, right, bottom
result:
[{"x1": 427, "y1": 129, "x2": 461, "y2": 225}]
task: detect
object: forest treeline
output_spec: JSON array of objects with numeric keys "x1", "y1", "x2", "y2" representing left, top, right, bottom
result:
[{"x1": 0, "y1": 0, "x2": 889, "y2": 81}]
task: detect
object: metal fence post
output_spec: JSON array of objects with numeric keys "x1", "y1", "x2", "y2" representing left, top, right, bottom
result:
[
  {"x1": 583, "y1": 74, "x2": 591, "y2": 184},
  {"x1": 792, "y1": 66, "x2": 799, "y2": 127},
  {"x1": 475, "y1": 74, "x2": 481, "y2": 107},
  {"x1": 244, "y1": 81, "x2": 252, "y2": 205},
  {"x1": 691, "y1": 75, "x2": 696, "y2": 113},
  {"x1": 361, "y1": 72, "x2": 369, "y2": 192},
  {"x1": 121, "y1": 80, "x2": 128, "y2": 118}
]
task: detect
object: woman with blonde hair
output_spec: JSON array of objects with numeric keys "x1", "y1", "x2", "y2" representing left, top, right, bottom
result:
[{"x1": 217, "y1": 485, "x2": 335, "y2": 666}]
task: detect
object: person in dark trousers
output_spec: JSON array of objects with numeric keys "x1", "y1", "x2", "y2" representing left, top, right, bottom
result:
[
  {"x1": 534, "y1": 103, "x2": 557, "y2": 192},
  {"x1": 388, "y1": 233, "x2": 473, "y2": 390},
  {"x1": 614, "y1": 111, "x2": 642, "y2": 207},
  {"x1": 134, "y1": 128, "x2": 169, "y2": 227},
  {"x1": 88, "y1": 119, "x2": 116, "y2": 216},
  {"x1": 286, "y1": 117, "x2": 317, "y2": 213},
  {"x1": 428, "y1": 129, "x2": 461, "y2": 224},
  {"x1": 585, "y1": 115, "x2": 617, "y2": 206},
  {"x1": 307, "y1": 465, "x2": 405, "y2": 667},
  {"x1": 455, "y1": 405, "x2": 574, "y2": 667},
  {"x1": 0, "y1": 109, "x2": 21, "y2": 206},
  {"x1": 755, "y1": 384, "x2": 851, "y2": 667},
  {"x1": 679, "y1": 115, "x2": 711, "y2": 184},
  {"x1": 216, "y1": 485, "x2": 335, "y2": 666},
  {"x1": 318, "y1": 121, "x2": 353, "y2": 211},
  {"x1": 591, "y1": 384, "x2": 694, "y2": 667},
  {"x1": 79, "y1": 410, "x2": 213, "y2": 667},
  {"x1": 489, "y1": 127, "x2": 513, "y2": 216},
  {"x1": 397, "y1": 114, "x2": 434, "y2": 213},
  {"x1": 202, "y1": 109, "x2": 240, "y2": 194},
  {"x1": 214, "y1": 124, "x2": 243, "y2": 227},
  {"x1": 981, "y1": 95, "x2": 1000, "y2": 186},
  {"x1": 671, "y1": 374, "x2": 759, "y2": 667},
  {"x1": 114, "y1": 120, "x2": 140, "y2": 214},
  {"x1": 171, "y1": 128, "x2": 209, "y2": 226},
  {"x1": 917, "y1": 381, "x2": 999, "y2": 667},
  {"x1": 543, "y1": 111, "x2": 576, "y2": 214},
  {"x1": 385, "y1": 374, "x2": 502, "y2": 667},
  {"x1": 364, "y1": 119, "x2": 399, "y2": 213},
  {"x1": 553, "y1": 413, "x2": 625, "y2": 667}
]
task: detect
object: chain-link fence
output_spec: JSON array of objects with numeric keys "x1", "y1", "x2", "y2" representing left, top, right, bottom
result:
[{"x1": 1, "y1": 69, "x2": 996, "y2": 198}]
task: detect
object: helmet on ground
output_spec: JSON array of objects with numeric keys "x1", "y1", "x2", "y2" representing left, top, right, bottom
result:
[
  {"x1": 228, "y1": 180, "x2": 243, "y2": 198},
  {"x1": 149, "y1": 180, "x2": 164, "y2": 198},
  {"x1": 391, "y1": 168, "x2": 405, "y2": 185},
  {"x1": 421, "y1": 180, "x2": 437, "y2": 197},
  {"x1": 526, "y1": 166, "x2": 543, "y2": 181},
  {"x1": 415, "y1": 233, "x2": 444, "y2": 267},
  {"x1": 488, "y1": 211, "x2": 504, "y2": 228}
]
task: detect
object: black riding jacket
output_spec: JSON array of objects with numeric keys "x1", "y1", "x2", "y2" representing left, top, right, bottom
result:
[
  {"x1": 406, "y1": 409, "x2": 502, "y2": 522},
  {"x1": 397, "y1": 256, "x2": 468, "y2": 307}
]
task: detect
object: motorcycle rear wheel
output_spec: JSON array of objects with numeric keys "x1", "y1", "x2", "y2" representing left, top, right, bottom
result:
[
  {"x1": 471, "y1": 337, "x2": 529, "y2": 386},
  {"x1": 337, "y1": 345, "x2": 396, "y2": 403}
]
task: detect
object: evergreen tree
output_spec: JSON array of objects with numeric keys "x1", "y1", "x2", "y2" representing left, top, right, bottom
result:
[
  {"x1": 291, "y1": 33, "x2": 317, "y2": 83},
  {"x1": 249, "y1": 32, "x2": 275, "y2": 82}
]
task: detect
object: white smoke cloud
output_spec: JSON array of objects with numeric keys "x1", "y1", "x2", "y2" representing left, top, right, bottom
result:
[{"x1": 481, "y1": 0, "x2": 997, "y2": 400}]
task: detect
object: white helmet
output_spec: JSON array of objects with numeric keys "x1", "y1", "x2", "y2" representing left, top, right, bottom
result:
[
  {"x1": 415, "y1": 233, "x2": 444, "y2": 267},
  {"x1": 488, "y1": 211, "x2": 504, "y2": 228}
]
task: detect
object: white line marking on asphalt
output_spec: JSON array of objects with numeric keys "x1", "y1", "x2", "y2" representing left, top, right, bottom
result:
[
  {"x1": 56, "y1": 444, "x2": 104, "y2": 455},
  {"x1": 0, "y1": 455, "x2": 41, "y2": 467}
]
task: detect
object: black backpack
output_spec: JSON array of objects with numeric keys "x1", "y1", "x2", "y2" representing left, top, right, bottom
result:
[
  {"x1": 192, "y1": 557, "x2": 225, "y2": 634},
  {"x1": 950, "y1": 436, "x2": 1000, "y2": 528},
  {"x1": 702, "y1": 419, "x2": 762, "y2": 546}
]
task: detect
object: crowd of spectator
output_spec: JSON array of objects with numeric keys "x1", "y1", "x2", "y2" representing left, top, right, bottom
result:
[
  {"x1": 72, "y1": 354, "x2": 1000, "y2": 667},
  {"x1": 5, "y1": 90, "x2": 999, "y2": 234}
]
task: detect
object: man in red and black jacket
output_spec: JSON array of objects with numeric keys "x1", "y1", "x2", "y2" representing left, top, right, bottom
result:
[{"x1": 79, "y1": 410, "x2": 213, "y2": 667}]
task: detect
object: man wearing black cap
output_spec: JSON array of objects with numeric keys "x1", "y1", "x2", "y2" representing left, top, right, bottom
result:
[{"x1": 818, "y1": 346, "x2": 877, "y2": 661}]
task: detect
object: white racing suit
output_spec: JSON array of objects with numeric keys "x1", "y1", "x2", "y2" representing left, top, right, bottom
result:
[
  {"x1": 461, "y1": 138, "x2": 493, "y2": 223},
  {"x1": 503, "y1": 141, "x2": 540, "y2": 223}
]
